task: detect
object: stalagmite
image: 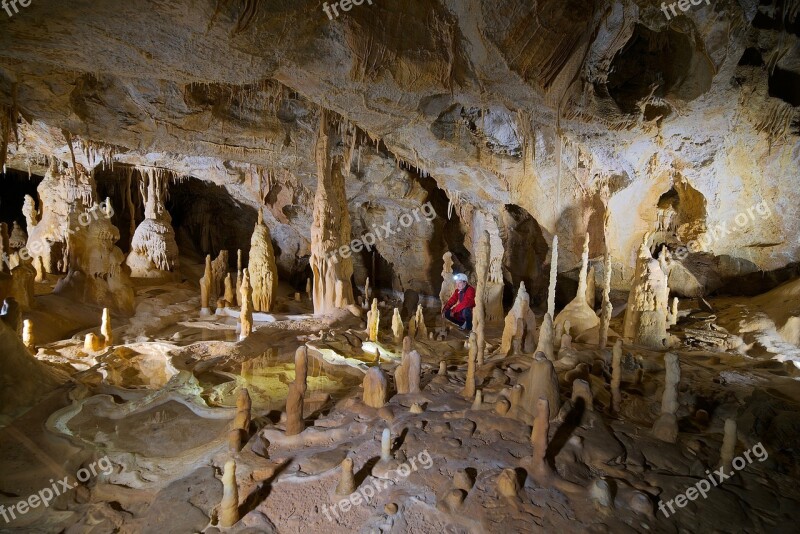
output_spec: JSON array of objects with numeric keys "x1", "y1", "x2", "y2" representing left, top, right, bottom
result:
[
  {"x1": 391, "y1": 308, "x2": 403, "y2": 342},
  {"x1": 362, "y1": 366, "x2": 387, "y2": 408},
  {"x1": 235, "y1": 249, "x2": 243, "y2": 307},
  {"x1": 652, "y1": 353, "x2": 680, "y2": 443},
  {"x1": 364, "y1": 277, "x2": 371, "y2": 305},
  {"x1": 719, "y1": 418, "x2": 737, "y2": 469},
  {"x1": 230, "y1": 388, "x2": 251, "y2": 451},
  {"x1": 336, "y1": 457, "x2": 356, "y2": 495},
  {"x1": 530, "y1": 398, "x2": 553, "y2": 479},
  {"x1": 408, "y1": 350, "x2": 421, "y2": 394},
  {"x1": 547, "y1": 236, "x2": 558, "y2": 318},
  {"x1": 219, "y1": 460, "x2": 239, "y2": 527},
  {"x1": 497, "y1": 282, "x2": 537, "y2": 357},
  {"x1": 598, "y1": 253, "x2": 613, "y2": 349},
  {"x1": 305, "y1": 277, "x2": 311, "y2": 299},
  {"x1": 439, "y1": 251, "x2": 456, "y2": 308},
  {"x1": 239, "y1": 269, "x2": 254, "y2": 341},
  {"x1": 611, "y1": 339, "x2": 623, "y2": 414},
  {"x1": 22, "y1": 319, "x2": 34, "y2": 353},
  {"x1": 497, "y1": 468, "x2": 520, "y2": 498},
  {"x1": 248, "y1": 210, "x2": 279, "y2": 312},
  {"x1": 474, "y1": 231, "x2": 490, "y2": 365},
  {"x1": 520, "y1": 352, "x2": 561, "y2": 419},
  {"x1": 101, "y1": 308, "x2": 113, "y2": 347},
  {"x1": 471, "y1": 390, "x2": 483, "y2": 410},
  {"x1": 224, "y1": 274, "x2": 235, "y2": 307},
  {"x1": 210, "y1": 250, "x2": 229, "y2": 303},
  {"x1": 200, "y1": 255, "x2": 213, "y2": 315},
  {"x1": 585, "y1": 264, "x2": 596, "y2": 309},
  {"x1": 366, "y1": 298, "x2": 380, "y2": 341},
  {"x1": 286, "y1": 347, "x2": 308, "y2": 436},
  {"x1": 571, "y1": 379, "x2": 593, "y2": 411},
  {"x1": 310, "y1": 110, "x2": 355, "y2": 315},
  {"x1": 125, "y1": 168, "x2": 179, "y2": 278},
  {"x1": 668, "y1": 297, "x2": 679, "y2": 327},
  {"x1": 84, "y1": 333, "x2": 102, "y2": 352},
  {"x1": 414, "y1": 304, "x2": 427, "y2": 340},
  {"x1": 461, "y1": 332, "x2": 478, "y2": 399},
  {"x1": 554, "y1": 233, "x2": 599, "y2": 339},
  {"x1": 534, "y1": 314, "x2": 555, "y2": 361},
  {"x1": 590, "y1": 479, "x2": 613, "y2": 509},
  {"x1": 623, "y1": 235, "x2": 671, "y2": 348}
]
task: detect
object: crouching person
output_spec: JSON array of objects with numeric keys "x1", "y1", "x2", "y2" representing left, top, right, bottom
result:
[{"x1": 442, "y1": 273, "x2": 475, "y2": 331}]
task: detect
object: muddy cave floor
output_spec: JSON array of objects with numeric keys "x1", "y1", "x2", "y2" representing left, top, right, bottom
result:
[{"x1": 2, "y1": 266, "x2": 800, "y2": 533}]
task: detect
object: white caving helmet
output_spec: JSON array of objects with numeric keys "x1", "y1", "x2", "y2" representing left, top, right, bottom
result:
[{"x1": 453, "y1": 273, "x2": 468, "y2": 282}]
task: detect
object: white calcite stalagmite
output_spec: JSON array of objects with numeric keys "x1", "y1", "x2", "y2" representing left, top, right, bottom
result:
[
  {"x1": 219, "y1": 459, "x2": 239, "y2": 527},
  {"x1": 585, "y1": 264, "x2": 596, "y2": 309},
  {"x1": 554, "y1": 233, "x2": 599, "y2": 339},
  {"x1": 101, "y1": 308, "x2": 113, "y2": 347},
  {"x1": 310, "y1": 111, "x2": 354, "y2": 315},
  {"x1": 286, "y1": 347, "x2": 308, "y2": 436},
  {"x1": 22, "y1": 319, "x2": 34, "y2": 353},
  {"x1": 125, "y1": 167, "x2": 179, "y2": 278},
  {"x1": 547, "y1": 235, "x2": 558, "y2": 319},
  {"x1": 407, "y1": 350, "x2": 421, "y2": 394},
  {"x1": 623, "y1": 236, "x2": 672, "y2": 348},
  {"x1": 248, "y1": 210, "x2": 279, "y2": 312},
  {"x1": 520, "y1": 352, "x2": 561, "y2": 419},
  {"x1": 362, "y1": 366, "x2": 387, "y2": 408},
  {"x1": 239, "y1": 269, "x2": 254, "y2": 341},
  {"x1": 391, "y1": 308, "x2": 403, "y2": 342},
  {"x1": 366, "y1": 298, "x2": 380, "y2": 342},
  {"x1": 652, "y1": 352, "x2": 680, "y2": 443}
]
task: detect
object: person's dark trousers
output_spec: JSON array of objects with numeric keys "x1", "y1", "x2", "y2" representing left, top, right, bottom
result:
[{"x1": 444, "y1": 307, "x2": 473, "y2": 331}]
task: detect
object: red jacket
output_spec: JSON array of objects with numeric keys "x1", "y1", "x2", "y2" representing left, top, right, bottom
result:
[{"x1": 444, "y1": 285, "x2": 476, "y2": 314}]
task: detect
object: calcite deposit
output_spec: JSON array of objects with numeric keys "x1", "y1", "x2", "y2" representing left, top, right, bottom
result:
[{"x1": 1, "y1": 1, "x2": 799, "y2": 532}]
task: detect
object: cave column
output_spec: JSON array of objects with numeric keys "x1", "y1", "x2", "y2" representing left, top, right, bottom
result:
[{"x1": 310, "y1": 110, "x2": 354, "y2": 315}]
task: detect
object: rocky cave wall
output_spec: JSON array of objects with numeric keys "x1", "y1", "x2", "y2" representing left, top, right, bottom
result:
[{"x1": 0, "y1": 0, "x2": 798, "y2": 300}]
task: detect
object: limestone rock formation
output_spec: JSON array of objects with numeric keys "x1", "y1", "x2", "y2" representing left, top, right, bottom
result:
[
  {"x1": 362, "y1": 366, "x2": 387, "y2": 408},
  {"x1": 366, "y1": 298, "x2": 380, "y2": 342},
  {"x1": 219, "y1": 459, "x2": 239, "y2": 527},
  {"x1": 285, "y1": 347, "x2": 308, "y2": 436},
  {"x1": 125, "y1": 168, "x2": 179, "y2": 278},
  {"x1": 652, "y1": 353, "x2": 681, "y2": 443},
  {"x1": 497, "y1": 282, "x2": 537, "y2": 357},
  {"x1": 310, "y1": 111, "x2": 354, "y2": 315},
  {"x1": 248, "y1": 210, "x2": 279, "y2": 312},
  {"x1": 439, "y1": 251, "x2": 456, "y2": 307},
  {"x1": 623, "y1": 236, "x2": 672, "y2": 349},
  {"x1": 391, "y1": 308, "x2": 403, "y2": 343},
  {"x1": 200, "y1": 255, "x2": 213, "y2": 315},
  {"x1": 520, "y1": 352, "x2": 561, "y2": 419},
  {"x1": 239, "y1": 268, "x2": 254, "y2": 341},
  {"x1": 554, "y1": 234, "x2": 599, "y2": 339},
  {"x1": 54, "y1": 197, "x2": 135, "y2": 315}
]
